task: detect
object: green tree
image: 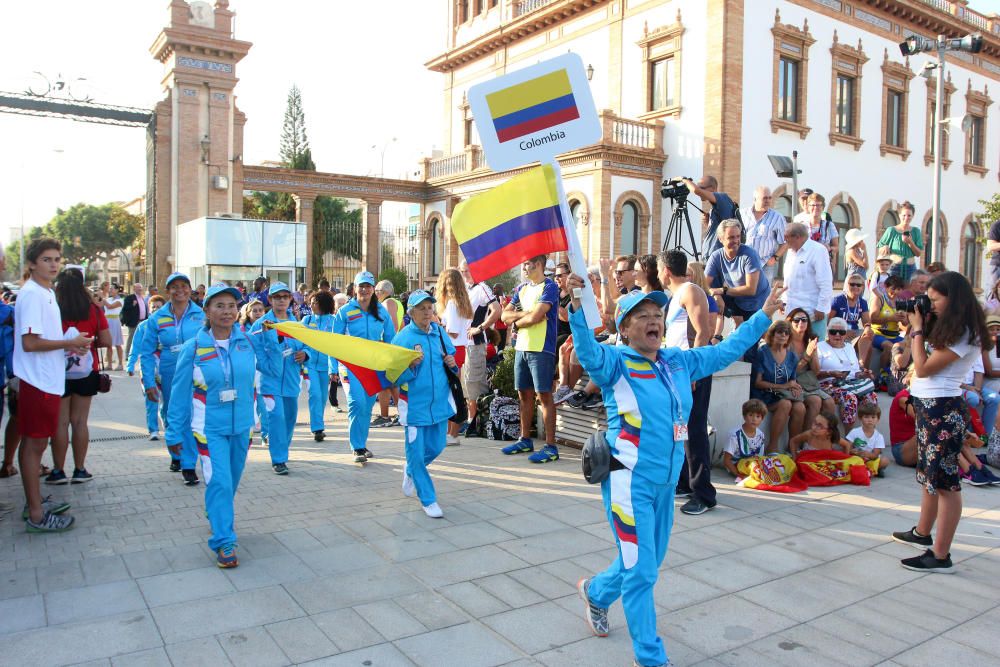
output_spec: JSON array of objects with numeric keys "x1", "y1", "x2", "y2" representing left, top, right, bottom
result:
[
  {"x1": 980, "y1": 193, "x2": 1000, "y2": 226},
  {"x1": 45, "y1": 203, "x2": 143, "y2": 266},
  {"x1": 280, "y1": 85, "x2": 313, "y2": 168},
  {"x1": 4, "y1": 227, "x2": 45, "y2": 279},
  {"x1": 378, "y1": 266, "x2": 409, "y2": 295}
]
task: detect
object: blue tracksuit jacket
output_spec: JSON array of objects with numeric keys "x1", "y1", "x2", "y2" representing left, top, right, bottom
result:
[
  {"x1": 139, "y1": 301, "x2": 206, "y2": 390},
  {"x1": 392, "y1": 321, "x2": 457, "y2": 426},
  {"x1": 250, "y1": 311, "x2": 306, "y2": 397}
]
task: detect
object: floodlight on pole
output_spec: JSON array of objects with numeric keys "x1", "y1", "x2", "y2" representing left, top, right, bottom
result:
[
  {"x1": 768, "y1": 152, "x2": 803, "y2": 215},
  {"x1": 899, "y1": 32, "x2": 984, "y2": 247}
]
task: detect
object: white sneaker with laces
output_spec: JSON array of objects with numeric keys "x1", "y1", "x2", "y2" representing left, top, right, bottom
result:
[
  {"x1": 423, "y1": 502, "x2": 443, "y2": 518},
  {"x1": 402, "y1": 472, "x2": 415, "y2": 497},
  {"x1": 148, "y1": 432, "x2": 160, "y2": 441},
  {"x1": 446, "y1": 435, "x2": 460, "y2": 446}
]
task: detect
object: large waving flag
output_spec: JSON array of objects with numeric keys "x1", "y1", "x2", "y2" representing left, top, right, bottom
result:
[
  {"x1": 486, "y1": 69, "x2": 579, "y2": 143},
  {"x1": 267, "y1": 322, "x2": 418, "y2": 396},
  {"x1": 451, "y1": 164, "x2": 569, "y2": 282}
]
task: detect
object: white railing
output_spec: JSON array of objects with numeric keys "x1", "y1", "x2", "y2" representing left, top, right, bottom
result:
[
  {"x1": 514, "y1": 0, "x2": 555, "y2": 18},
  {"x1": 914, "y1": 0, "x2": 996, "y2": 33},
  {"x1": 610, "y1": 117, "x2": 654, "y2": 149}
]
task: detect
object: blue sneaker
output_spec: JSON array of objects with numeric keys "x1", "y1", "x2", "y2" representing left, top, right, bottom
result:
[
  {"x1": 216, "y1": 544, "x2": 238, "y2": 568},
  {"x1": 457, "y1": 421, "x2": 470, "y2": 436},
  {"x1": 528, "y1": 444, "x2": 559, "y2": 463},
  {"x1": 501, "y1": 438, "x2": 534, "y2": 455}
]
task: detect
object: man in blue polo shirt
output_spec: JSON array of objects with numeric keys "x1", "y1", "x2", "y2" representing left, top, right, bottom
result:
[{"x1": 706, "y1": 219, "x2": 770, "y2": 325}]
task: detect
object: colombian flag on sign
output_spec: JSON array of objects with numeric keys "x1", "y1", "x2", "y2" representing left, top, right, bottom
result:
[
  {"x1": 267, "y1": 322, "x2": 419, "y2": 397},
  {"x1": 486, "y1": 69, "x2": 580, "y2": 143},
  {"x1": 451, "y1": 164, "x2": 568, "y2": 282}
]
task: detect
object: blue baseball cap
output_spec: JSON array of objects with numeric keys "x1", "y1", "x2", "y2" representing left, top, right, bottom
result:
[
  {"x1": 268, "y1": 281, "x2": 291, "y2": 296},
  {"x1": 614, "y1": 290, "x2": 669, "y2": 331},
  {"x1": 354, "y1": 271, "x2": 376, "y2": 287},
  {"x1": 203, "y1": 283, "x2": 241, "y2": 307},
  {"x1": 165, "y1": 272, "x2": 190, "y2": 288},
  {"x1": 406, "y1": 290, "x2": 436, "y2": 310}
]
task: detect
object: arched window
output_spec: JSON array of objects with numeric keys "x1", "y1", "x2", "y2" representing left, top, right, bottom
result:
[
  {"x1": 829, "y1": 203, "x2": 853, "y2": 282},
  {"x1": 570, "y1": 200, "x2": 581, "y2": 226},
  {"x1": 621, "y1": 201, "x2": 639, "y2": 255},
  {"x1": 774, "y1": 195, "x2": 793, "y2": 222},
  {"x1": 430, "y1": 218, "x2": 443, "y2": 275},
  {"x1": 962, "y1": 220, "x2": 980, "y2": 283},
  {"x1": 880, "y1": 209, "x2": 899, "y2": 236}
]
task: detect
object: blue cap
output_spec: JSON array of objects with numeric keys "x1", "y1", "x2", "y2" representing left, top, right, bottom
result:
[
  {"x1": 268, "y1": 281, "x2": 291, "y2": 296},
  {"x1": 354, "y1": 271, "x2": 376, "y2": 287},
  {"x1": 165, "y1": 272, "x2": 190, "y2": 288},
  {"x1": 203, "y1": 283, "x2": 241, "y2": 307},
  {"x1": 406, "y1": 290, "x2": 436, "y2": 310},
  {"x1": 614, "y1": 290, "x2": 669, "y2": 331}
]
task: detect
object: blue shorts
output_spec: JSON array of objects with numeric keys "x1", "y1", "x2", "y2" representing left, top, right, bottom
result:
[
  {"x1": 891, "y1": 442, "x2": 907, "y2": 466},
  {"x1": 514, "y1": 350, "x2": 555, "y2": 394},
  {"x1": 873, "y1": 334, "x2": 903, "y2": 350}
]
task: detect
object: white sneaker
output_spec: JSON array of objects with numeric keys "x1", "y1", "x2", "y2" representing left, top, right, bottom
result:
[
  {"x1": 423, "y1": 502, "x2": 443, "y2": 518},
  {"x1": 148, "y1": 432, "x2": 160, "y2": 441},
  {"x1": 402, "y1": 472, "x2": 415, "y2": 497},
  {"x1": 446, "y1": 435, "x2": 460, "y2": 447}
]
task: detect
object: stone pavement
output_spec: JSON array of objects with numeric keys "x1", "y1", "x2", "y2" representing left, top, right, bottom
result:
[{"x1": 1, "y1": 372, "x2": 1000, "y2": 667}]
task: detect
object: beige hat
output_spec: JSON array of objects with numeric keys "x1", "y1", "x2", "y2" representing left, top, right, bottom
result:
[
  {"x1": 845, "y1": 228, "x2": 867, "y2": 249},
  {"x1": 987, "y1": 315, "x2": 1000, "y2": 328}
]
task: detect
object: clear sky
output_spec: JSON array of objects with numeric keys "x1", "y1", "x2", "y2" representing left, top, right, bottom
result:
[{"x1": 0, "y1": 1, "x2": 448, "y2": 242}]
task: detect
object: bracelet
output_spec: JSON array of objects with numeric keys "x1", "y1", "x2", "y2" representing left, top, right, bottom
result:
[
  {"x1": 600, "y1": 278, "x2": 608, "y2": 285},
  {"x1": 910, "y1": 330, "x2": 924, "y2": 337},
  {"x1": 712, "y1": 334, "x2": 724, "y2": 341}
]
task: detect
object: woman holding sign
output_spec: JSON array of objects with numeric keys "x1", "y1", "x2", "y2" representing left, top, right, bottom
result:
[
  {"x1": 167, "y1": 284, "x2": 262, "y2": 568},
  {"x1": 332, "y1": 271, "x2": 396, "y2": 463},
  {"x1": 566, "y1": 275, "x2": 785, "y2": 667}
]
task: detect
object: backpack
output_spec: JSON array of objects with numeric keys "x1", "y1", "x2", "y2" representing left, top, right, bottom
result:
[
  {"x1": 473, "y1": 392, "x2": 496, "y2": 436},
  {"x1": 486, "y1": 395, "x2": 520, "y2": 441}
]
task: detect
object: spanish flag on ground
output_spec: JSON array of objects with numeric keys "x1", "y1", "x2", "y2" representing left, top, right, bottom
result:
[
  {"x1": 451, "y1": 164, "x2": 569, "y2": 283},
  {"x1": 268, "y1": 321, "x2": 419, "y2": 396}
]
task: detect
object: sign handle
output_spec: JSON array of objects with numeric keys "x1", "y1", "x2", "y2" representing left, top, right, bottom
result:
[{"x1": 547, "y1": 159, "x2": 602, "y2": 329}]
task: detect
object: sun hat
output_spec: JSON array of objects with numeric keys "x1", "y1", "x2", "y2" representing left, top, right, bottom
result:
[
  {"x1": 354, "y1": 271, "x2": 376, "y2": 286},
  {"x1": 268, "y1": 281, "x2": 291, "y2": 296},
  {"x1": 406, "y1": 290, "x2": 436, "y2": 310},
  {"x1": 845, "y1": 229, "x2": 867, "y2": 249},
  {"x1": 165, "y1": 272, "x2": 191, "y2": 288},
  {"x1": 203, "y1": 283, "x2": 242, "y2": 306},
  {"x1": 613, "y1": 290, "x2": 669, "y2": 331}
]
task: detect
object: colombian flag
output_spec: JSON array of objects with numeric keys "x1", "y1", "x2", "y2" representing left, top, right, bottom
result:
[
  {"x1": 486, "y1": 69, "x2": 579, "y2": 143},
  {"x1": 267, "y1": 322, "x2": 419, "y2": 397},
  {"x1": 451, "y1": 164, "x2": 568, "y2": 282}
]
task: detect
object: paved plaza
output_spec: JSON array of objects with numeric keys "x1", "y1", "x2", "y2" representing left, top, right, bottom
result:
[{"x1": 1, "y1": 373, "x2": 1000, "y2": 667}]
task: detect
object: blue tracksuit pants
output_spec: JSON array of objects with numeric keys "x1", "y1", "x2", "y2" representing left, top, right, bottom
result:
[
  {"x1": 588, "y1": 468, "x2": 675, "y2": 667},
  {"x1": 404, "y1": 422, "x2": 447, "y2": 506},
  {"x1": 307, "y1": 369, "x2": 329, "y2": 432},
  {"x1": 161, "y1": 373, "x2": 198, "y2": 469},
  {"x1": 256, "y1": 393, "x2": 269, "y2": 438},
  {"x1": 202, "y1": 431, "x2": 250, "y2": 550},
  {"x1": 145, "y1": 395, "x2": 159, "y2": 435},
  {"x1": 344, "y1": 375, "x2": 377, "y2": 452},
  {"x1": 264, "y1": 395, "x2": 297, "y2": 465}
]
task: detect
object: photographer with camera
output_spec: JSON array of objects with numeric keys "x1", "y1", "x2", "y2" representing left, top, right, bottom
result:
[
  {"x1": 891, "y1": 271, "x2": 990, "y2": 573},
  {"x1": 677, "y1": 175, "x2": 738, "y2": 258}
]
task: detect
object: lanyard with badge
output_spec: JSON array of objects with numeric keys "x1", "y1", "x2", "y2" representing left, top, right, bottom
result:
[
  {"x1": 169, "y1": 305, "x2": 187, "y2": 354},
  {"x1": 214, "y1": 338, "x2": 237, "y2": 402},
  {"x1": 653, "y1": 359, "x2": 687, "y2": 442}
]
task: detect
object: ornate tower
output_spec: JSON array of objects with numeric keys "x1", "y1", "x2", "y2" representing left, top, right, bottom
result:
[{"x1": 148, "y1": 0, "x2": 251, "y2": 284}]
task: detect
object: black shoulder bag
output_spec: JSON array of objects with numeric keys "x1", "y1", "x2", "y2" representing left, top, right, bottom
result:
[{"x1": 436, "y1": 325, "x2": 468, "y2": 424}]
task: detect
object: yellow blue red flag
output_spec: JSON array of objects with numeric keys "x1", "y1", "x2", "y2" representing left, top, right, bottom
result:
[
  {"x1": 451, "y1": 164, "x2": 568, "y2": 282},
  {"x1": 486, "y1": 69, "x2": 579, "y2": 143}
]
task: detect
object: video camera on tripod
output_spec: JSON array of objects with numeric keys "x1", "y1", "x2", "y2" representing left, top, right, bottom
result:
[{"x1": 659, "y1": 177, "x2": 700, "y2": 261}]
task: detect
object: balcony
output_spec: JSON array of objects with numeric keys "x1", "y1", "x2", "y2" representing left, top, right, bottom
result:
[
  {"x1": 423, "y1": 110, "x2": 664, "y2": 180},
  {"x1": 913, "y1": 0, "x2": 1000, "y2": 35},
  {"x1": 513, "y1": 0, "x2": 556, "y2": 17}
]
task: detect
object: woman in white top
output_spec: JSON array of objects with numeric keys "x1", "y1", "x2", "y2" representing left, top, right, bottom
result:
[
  {"x1": 104, "y1": 283, "x2": 125, "y2": 370},
  {"x1": 436, "y1": 268, "x2": 473, "y2": 445},
  {"x1": 892, "y1": 272, "x2": 991, "y2": 573},
  {"x1": 816, "y1": 316, "x2": 877, "y2": 428}
]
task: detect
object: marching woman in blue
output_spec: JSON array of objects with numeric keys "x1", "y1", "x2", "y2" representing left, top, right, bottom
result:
[
  {"x1": 301, "y1": 290, "x2": 335, "y2": 441},
  {"x1": 250, "y1": 282, "x2": 306, "y2": 475},
  {"x1": 392, "y1": 290, "x2": 457, "y2": 518},
  {"x1": 167, "y1": 284, "x2": 261, "y2": 568},
  {"x1": 332, "y1": 271, "x2": 395, "y2": 463},
  {"x1": 139, "y1": 273, "x2": 205, "y2": 485},
  {"x1": 126, "y1": 295, "x2": 166, "y2": 440},
  {"x1": 567, "y1": 276, "x2": 785, "y2": 667}
]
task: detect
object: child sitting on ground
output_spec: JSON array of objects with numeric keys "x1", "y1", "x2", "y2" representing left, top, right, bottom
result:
[
  {"x1": 789, "y1": 412, "x2": 851, "y2": 458},
  {"x1": 723, "y1": 399, "x2": 767, "y2": 481},
  {"x1": 846, "y1": 402, "x2": 890, "y2": 477}
]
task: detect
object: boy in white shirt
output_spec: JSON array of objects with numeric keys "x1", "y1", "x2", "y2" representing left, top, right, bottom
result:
[
  {"x1": 846, "y1": 402, "x2": 889, "y2": 477},
  {"x1": 723, "y1": 399, "x2": 767, "y2": 480},
  {"x1": 16, "y1": 238, "x2": 93, "y2": 532}
]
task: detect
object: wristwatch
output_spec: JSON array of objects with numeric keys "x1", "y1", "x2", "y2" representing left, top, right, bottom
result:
[{"x1": 722, "y1": 285, "x2": 729, "y2": 295}]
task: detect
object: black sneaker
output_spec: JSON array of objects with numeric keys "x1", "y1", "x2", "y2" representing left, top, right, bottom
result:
[
  {"x1": 44, "y1": 469, "x2": 69, "y2": 485},
  {"x1": 891, "y1": 526, "x2": 933, "y2": 549},
  {"x1": 582, "y1": 393, "x2": 604, "y2": 409},
  {"x1": 169, "y1": 459, "x2": 181, "y2": 473},
  {"x1": 362, "y1": 448, "x2": 374, "y2": 459},
  {"x1": 181, "y1": 469, "x2": 200, "y2": 486},
  {"x1": 900, "y1": 549, "x2": 954, "y2": 574},
  {"x1": 565, "y1": 390, "x2": 588, "y2": 408},
  {"x1": 313, "y1": 430, "x2": 325, "y2": 442},
  {"x1": 273, "y1": 463, "x2": 289, "y2": 475},
  {"x1": 354, "y1": 450, "x2": 368, "y2": 464},
  {"x1": 680, "y1": 497, "x2": 715, "y2": 515},
  {"x1": 71, "y1": 468, "x2": 93, "y2": 484}
]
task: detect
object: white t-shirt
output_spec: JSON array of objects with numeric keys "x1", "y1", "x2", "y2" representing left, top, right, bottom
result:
[
  {"x1": 910, "y1": 334, "x2": 981, "y2": 399},
  {"x1": 663, "y1": 282, "x2": 693, "y2": 350},
  {"x1": 816, "y1": 341, "x2": 862, "y2": 377},
  {"x1": 14, "y1": 278, "x2": 66, "y2": 395},
  {"x1": 724, "y1": 426, "x2": 766, "y2": 460},
  {"x1": 964, "y1": 355, "x2": 985, "y2": 384},
  {"x1": 846, "y1": 427, "x2": 886, "y2": 453},
  {"x1": 441, "y1": 301, "x2": 471, "y2": 347}
]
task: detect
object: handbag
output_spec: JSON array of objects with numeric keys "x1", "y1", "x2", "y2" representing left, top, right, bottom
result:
[
  {"x1": 838, "y1": 375, "x2": 875, "y2": 397},
  {"x1": 437, "y1": 326, "x2": 468, "y2": 424}
]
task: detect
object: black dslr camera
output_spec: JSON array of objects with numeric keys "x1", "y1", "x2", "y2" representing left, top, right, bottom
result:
[
  {"x1": 660, "y1": 177, "x2": 691, "y2": 203},
  {"x1": 895, "y1": 294, "x2": 931, "y2": 315}
]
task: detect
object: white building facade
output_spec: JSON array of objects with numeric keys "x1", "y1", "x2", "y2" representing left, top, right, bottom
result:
[{"x1": 422, "y1": 0, "x2": 999, "y2": 287}]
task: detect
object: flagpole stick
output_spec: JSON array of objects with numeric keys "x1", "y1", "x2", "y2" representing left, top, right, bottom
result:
[{"x1": 546, "y1": 159, "x2": 602, "y2": 329}]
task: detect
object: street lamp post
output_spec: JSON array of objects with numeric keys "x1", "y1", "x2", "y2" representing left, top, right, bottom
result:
[{"x1": 371, "y1": 137, "x2": 397, "y2": 177}]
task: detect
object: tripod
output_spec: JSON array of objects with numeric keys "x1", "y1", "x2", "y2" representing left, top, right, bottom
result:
[{"x1": 663, "y1": 197, "x2": 701, "y2": 261}]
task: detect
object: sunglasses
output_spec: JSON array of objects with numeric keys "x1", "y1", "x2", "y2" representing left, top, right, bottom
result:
[
  {"x1": 791, "y1": 316, "x2": 810, "y2": 323},
  {"x1": 828, "y1": 330, "x2": 847, "y2": 336},
  {"x1": 848, "y1": 283, "x2": 864, "y2": 288}
]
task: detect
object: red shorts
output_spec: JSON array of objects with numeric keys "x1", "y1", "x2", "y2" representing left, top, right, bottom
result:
[
  {"x1": 453, "y1": 345, "x2": 466, "y2": 368},
  {"x1": 18, "y1": 379, "x2": 61, "y2": 439}
]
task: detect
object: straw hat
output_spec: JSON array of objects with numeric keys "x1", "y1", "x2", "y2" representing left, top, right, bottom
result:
[{"x1": 845, "y1": 228, "x2": 867, "y2": 249}]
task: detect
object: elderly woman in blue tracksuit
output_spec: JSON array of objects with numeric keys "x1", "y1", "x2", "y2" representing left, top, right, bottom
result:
[
  {"x1": 250, "y1": 282, "x2": 306, "y2": 475},
  {"x1": 568, "y1": 278, "x2": 785, "y2": 667},
  {"x1": 392, "y1": 290, "x2": 457, "y2": 519},
  {"x1": 167, "y1": 284, "x2": 261, "y2": 568},
  {"x1": 332, "y1": 271, "x2": 395, "y2": 463},
  {"x1": 301, "y1": 290, "x2": 335, "y2": 442},
  {"x1": 139, "y1": 272, "x2": 205, "y2": 485},
  {"x1": 126, "y1": 296, "x2": 166, "y2": 440}
]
